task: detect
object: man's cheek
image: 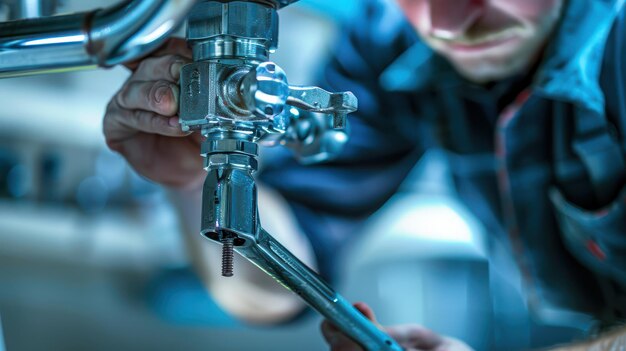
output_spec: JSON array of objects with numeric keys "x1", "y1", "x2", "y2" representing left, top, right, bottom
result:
[{"x1": 397, "y1": 0, "x2": 430, "y2": 30}]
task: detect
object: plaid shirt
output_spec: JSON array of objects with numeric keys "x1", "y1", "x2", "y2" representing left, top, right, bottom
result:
[{"x1": 260, "y1": 0, "x2": 626, "y2": 324}]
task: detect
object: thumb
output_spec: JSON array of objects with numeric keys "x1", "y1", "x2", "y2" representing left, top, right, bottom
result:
[
  {"x1": 352, "y1": 302, "x2": 378, "y2": 323},
  {"x1": 320, "y1": 302, "x2": 384, "y2": 350},
  {"x1": 353, "y1": 302, "x2": 386, "y2": 330}
]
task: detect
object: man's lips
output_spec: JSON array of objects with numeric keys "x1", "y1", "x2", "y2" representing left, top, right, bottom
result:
[
  {"x1": 444, "y1": 34, "x2": 519, "y2": 51},
  {"x1": 428, "y1": 25, "x2": 525, "y2": 53}
]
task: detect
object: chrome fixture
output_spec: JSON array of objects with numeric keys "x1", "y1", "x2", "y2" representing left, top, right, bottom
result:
[
  {"x1": 0, "y1": 0, "x2": 196, "y2": 77},
  {"x1": 179, "y1": 1, "x2": 402, "y2": 350}
]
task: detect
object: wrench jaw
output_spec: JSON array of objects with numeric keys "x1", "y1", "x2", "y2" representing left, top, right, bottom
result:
[
  {"x1": 200, "y1": 158, "x2": 260, "y2": 278},
  {"x1": 200, "y1": 166, "x2": 259, "y2": 247}
]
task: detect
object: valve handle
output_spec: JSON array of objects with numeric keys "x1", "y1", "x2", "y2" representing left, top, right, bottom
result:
[
  {"x1": 286, "y1": 86, "x2": 356, "y2": 129},
  {"x1": 244, "y1": 62, "x2": 357, "y2": 130}
]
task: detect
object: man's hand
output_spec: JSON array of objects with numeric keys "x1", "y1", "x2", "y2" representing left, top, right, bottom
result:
[
  {"x1": 103, "y1": 38, "x2": 205, "y2": 190},
  {"x1": 321, "y1": 302, "x2": 475, "y2": 351}
]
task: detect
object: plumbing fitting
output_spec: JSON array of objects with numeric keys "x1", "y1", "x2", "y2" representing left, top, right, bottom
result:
[{"x1": 179, "y1": 1, "x2": 402, "y2": 350}]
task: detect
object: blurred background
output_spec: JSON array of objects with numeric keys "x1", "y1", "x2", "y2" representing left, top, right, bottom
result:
[{"x1": 0, "y1": 1, "x2": 589, "y2": 350}]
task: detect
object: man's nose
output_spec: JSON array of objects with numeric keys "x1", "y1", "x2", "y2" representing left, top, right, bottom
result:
[{"x1": 428, "y1": 0, "x2": 486, "y2": 38}]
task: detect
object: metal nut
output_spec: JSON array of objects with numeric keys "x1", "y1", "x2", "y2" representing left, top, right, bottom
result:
[
  {"x1": 201, "y1": 139, "x2": 259, "y2": 156},
  {"x1": 187, "y1": 1, "x2": 278, "y2": 49},
  {"x1": 205, "y1": 153, "x2": 258, "y2": 171}
]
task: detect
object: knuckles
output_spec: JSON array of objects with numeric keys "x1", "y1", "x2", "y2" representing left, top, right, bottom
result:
[
  {"x1": 149, "y1": 81, "x2": 179, "y2": 115},
  {"x1": 136, "y1": 54, "x2": 188, "y2": 82}
]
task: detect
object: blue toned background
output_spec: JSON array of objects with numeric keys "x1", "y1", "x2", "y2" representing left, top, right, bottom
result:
[{"x1": 0, "y1": 1, "x2": 585, "y2": 350}]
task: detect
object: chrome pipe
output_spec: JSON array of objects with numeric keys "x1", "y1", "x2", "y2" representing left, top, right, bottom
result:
[{"x1": 0, "y1": 0, "x2": 197, "y2": 78}]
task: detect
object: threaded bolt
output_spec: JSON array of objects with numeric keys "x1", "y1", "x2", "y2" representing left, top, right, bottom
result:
[{"x1": 221, "y1": 238, "x2": 234, "y2": 277}]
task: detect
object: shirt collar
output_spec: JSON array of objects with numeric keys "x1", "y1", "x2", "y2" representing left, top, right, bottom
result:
[
  {"x1": 534, "y1": 0, "x2": 625, "y2": 114},
  {"x1": 380, "y1": 0, "x2": 625, "y2": 114}
]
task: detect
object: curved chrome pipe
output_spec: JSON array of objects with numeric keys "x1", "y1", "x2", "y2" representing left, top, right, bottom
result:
[{"x1": 0, "y1": 0, "x2": 197, "y2": 78}]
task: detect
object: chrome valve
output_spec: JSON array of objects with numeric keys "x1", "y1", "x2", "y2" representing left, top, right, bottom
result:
[
  {"x1": 242, "y1": 62, "x2": 290, "y2": 119},
  {"x1": 179, "y1": 2, "x2": 400, "y2": 350}
]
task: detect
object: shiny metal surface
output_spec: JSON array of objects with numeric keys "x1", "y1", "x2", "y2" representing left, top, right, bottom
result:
[
  {"x1": 201, "y1": 166, "x2": 259, "y2": 243},
  {"x1": 242, "y1": 62, "x2": 290, "y2": 119},
  {"x1": 0, "y1": 0, "x2": 197, "y2": 77},
  {"x1": 287, "y1": 86, "x2": 356, "y2": 129},
  {"x1": 200, "y1": 130, "x2": 259, "y2": 244},
  {"x1": 179, "y1": 61, "x2": 272, "y2": 130},
  {"x1": 274, "y1": 109, "x2": 350, "y2": 164},
  {"x1": 192, "y1": 38, "x2": 269, "y2": 61},
  {"x1": 187, "y1": 1, "x2": 278, "y2": 59},
  {"x1": 182, "y1": 2, "x2": 399, "y2": 349},
  {"x1": 179, "y1": 59, "x2": 356, "y2": 146}
]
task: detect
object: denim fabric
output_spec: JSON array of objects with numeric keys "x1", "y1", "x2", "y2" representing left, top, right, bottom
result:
[{"x1": 259, "y1": 0, "x2": 626, "y2": 322}]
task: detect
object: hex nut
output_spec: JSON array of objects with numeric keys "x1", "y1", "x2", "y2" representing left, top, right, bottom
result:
[
  {"x1": 202, "y1": 139, "x2": 259, "y2": 156},
  {"x1": 205, "y1": 153, "x2": 258, "y2": 171},
  {"x1": 187, "y1": 1, "x2": 278, "y2": 46}
]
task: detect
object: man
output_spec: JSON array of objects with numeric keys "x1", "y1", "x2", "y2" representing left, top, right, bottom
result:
[{"x1": 103, "y1": 0, "x2": 626, "y2": 349}]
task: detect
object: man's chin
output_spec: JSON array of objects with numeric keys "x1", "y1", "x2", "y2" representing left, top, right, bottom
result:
[
  {"x1": 445, "y1": 50, "x2": 533, "y2": 83},
  {"x1": 451, "y1": 61, "x2": 525, "y2": 84}
]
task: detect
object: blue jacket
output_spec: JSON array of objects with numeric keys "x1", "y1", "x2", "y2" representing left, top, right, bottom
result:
[{"x1": 260, "y1": 0, "x2": 626, "y2": 324}]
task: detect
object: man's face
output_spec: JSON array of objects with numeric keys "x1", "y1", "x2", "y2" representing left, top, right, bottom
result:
[{"x1": 396, "y1": 0, "x2": 564, "y2": 83}]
